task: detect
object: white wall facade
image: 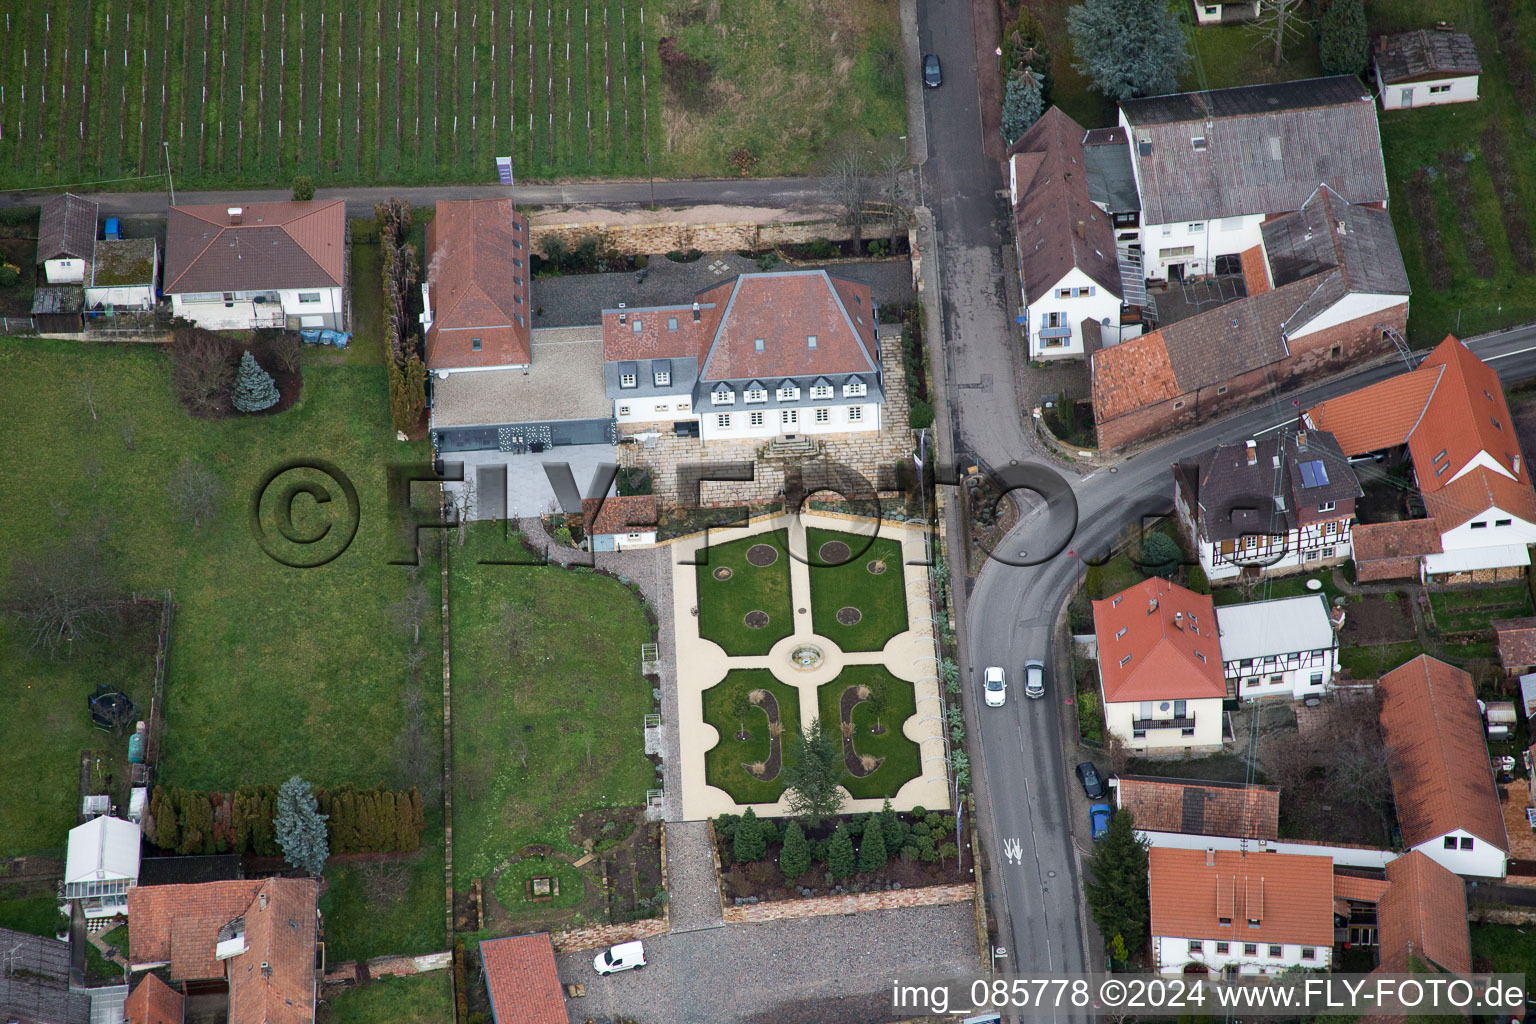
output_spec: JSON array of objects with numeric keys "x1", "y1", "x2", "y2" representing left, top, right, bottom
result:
[
  {"x1": 1023, "y1": 267, "x2": 1124, "y2": 359},
  {"x1": 1223, "y1": 647, "x2": 1335, "y2": 700},
  {"x1": 1412, "y1": 829, "x2": 1507, "y2": 879},
  {"x1": 85, "y1": 283, "x2": 156, "y2": 309},
  {"x1": 1192, "y1": 1, "x2": 1259, "y2": 25},
  {"x1": 1187, "y1": 523, "x2": 1354, "y2": 583},
  {"x1": 1154, "y1": 934, "x2": 1331, "y2": 976},
  {"x1": 1134, "y1": 828, "x2": 1397, "y2": 869},
  {"x1": 615, "y1": 392, "x2": 695, "y2": 424},
  {"x1": 171, "y1": 286, "x2": 342, "y2": 330},
  {"x1": 1104, "y1": 694, "x2": 1224, "y2": 751},
  {"x1": 1436, "y1": 506, "x2": 1536, "y2": 554},
  {"x1": 1139, "y1": 215, "x2": 1264, "y2": 282},
  {"x1": 700, "y1": 401, "x2": 881, "y2": 441},
  {"x1": 44, "y1": 257, "x2": 86, "y2": 284},
  {"x1": 1287, "y1": 293, "x2": 1408, "y2": 339},
  {"x1": 1376, "y1": 73, "x2": 1480, "y2": 110}
]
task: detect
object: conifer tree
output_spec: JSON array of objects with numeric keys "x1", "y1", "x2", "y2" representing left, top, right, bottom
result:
[
  {"x1": 826, "y1": 825, "x2": 856, "y2": 881},
  {"x1": 274, "y1": 776, "x2": 330, "y2": 876},
  {"x1": 779, "y1": 820, "x2": 811, "y2": 880},
  {"x1": 858, "y1": 821, "x2": 889, "y2": 873},
  {"x1": 231, "y1": 351, "x2": 280, "y2": 412},
  {"x1": 734, "y1": 808, "x2": 766, "y2": 863}
]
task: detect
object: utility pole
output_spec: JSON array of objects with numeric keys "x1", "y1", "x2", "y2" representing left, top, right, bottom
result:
[
  {"x1": 645, "y1": 143, "x2": 655, "y2": 210},
  {"x1": 163, "y1": 142, "x2": 175, "y2": 206}
]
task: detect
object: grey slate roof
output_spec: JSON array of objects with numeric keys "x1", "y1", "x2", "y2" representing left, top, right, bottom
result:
[
  {"x1": 37, "y1": 193, "x2": 99, "y2": 263},
  {"x1": 1160, "y1": 277, "x2": 1312, "y2": 393},
  {"x1": 0, "y1": 925, "x2": 91, "y2": 1024},
  {"x1": 1262, "y1": 184, "x2": 1410, "y2": 335},
  {"x1": 1120, "y1": 77, "x2": 1387, "y2": 225},
  {"x1": 1007, "y1": 107, "x2": 1122, "y2": 304},
  {"x1": 1375, "y1": 30, "x2": 1481, "y2": 84},
  {"x1": 1174, "y1": 428, "x2": 1361, "y2": 542},
  {"x1": 1082, "y1": 127, "x2": 1141, "y2": 214}
]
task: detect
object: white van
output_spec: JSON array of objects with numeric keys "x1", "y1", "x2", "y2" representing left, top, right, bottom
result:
[{"x1": 593, "y1": 940, "x2": 646, "y2": 975}]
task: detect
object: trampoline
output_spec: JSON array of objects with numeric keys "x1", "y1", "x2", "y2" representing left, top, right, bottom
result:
[{"x1": 88, "y1": 685, "x2": 138, "y2": 732}]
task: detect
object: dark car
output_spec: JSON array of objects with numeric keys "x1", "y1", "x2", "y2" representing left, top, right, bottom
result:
[
  {"x1": 1090, "y1": 803, "x2": 1112, "y2": 842},
  {"x1": 1074, "y1": 761, "x2": 1105, "y2": 799},
  {"x1": 923, "y1": 54, "x2": 942, "y2": 88}
]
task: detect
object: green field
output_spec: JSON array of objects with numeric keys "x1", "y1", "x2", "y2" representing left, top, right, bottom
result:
[
  {"x1": 318, "y1": 971, "x2": 454, "y2": 1024},
  {"x1": 449, "y1": 524, "x2": 657, "y2": 876}
]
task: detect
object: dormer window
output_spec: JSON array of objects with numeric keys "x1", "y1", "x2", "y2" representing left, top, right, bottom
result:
[
  {"x1": 811, "y1": 383, "x2": 833, "y2": 399},
  {"x1": 711, "y1": 387, "x2": 735, "y2": 405},
  {"x1": 1191, "y1": 136, "x2": 1207, "y2": 151},
  {"x1": 843, "y1": 379, "x2": 867, "y2": 398},
  {"x1": 654, "y1": 369, "x2": 671, "y2": 387},
  {"x1": 1119, "y1": 655, "x2": 1131, "y2": 667},
  {"x1": 777, "y1": 383, "x2": 799, "y2": 402},
  {"x1": 620, "y1": 372, "x2": 637, "y2": 388},
  {"x1": 745, "y1": 385, "x2": 767, "y2": 403}
]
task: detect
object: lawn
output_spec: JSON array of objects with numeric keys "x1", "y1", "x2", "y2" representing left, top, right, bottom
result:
[
  {"x1": 318, "y1": 971, "x2": 454, "y2": 1024},
  {"x1": 0, "y1": 339, "x2": 446, "y2": 957},
  {"x1": 695, "y1": 528, "x2": 795, "y2": 657},
  {"x1": 816, "y1": 665, "x2": 920, "y2": 800},
  {"x1": 701, "y1": 669, "x2": 803, "y2": 805},
  {"x1": 1470, "y1": 922, "x2": 1536, "y2": 975},
  {"x1": 346, "y1": 220, "x2": 386, "y2": 369},
  {"x1": 0, "y1": 889, "x2": 63, "y2": 938},
  {"x1": 1339, "y1": 640, "x2": 1423, "y2": 679},
  {"x1": 494, "y1": 856, "x2": 587, "y2": 915},
  {"x1": 652, "y1": 0, "x2": 906, "y2": 177},
  {"x1": 100, "y1": 924, "x2": 129, "y2": 958},
  {"x1": 449, "y1": 523, "x2": 657, "y2": 877},
  {"x1": 1429, "y1": 582, "x2": 1533, "y2": 633},
  {"x1": 1182, "y1": 14, "x2": 1322, "y2": 94},
  {"x1": 1211, "y1": 571, "x2": 1345, "y2": 610},
  {"x1": 318, "y1": 818, "x2": 448, "y2": 964},
  {"x1": 805, "y1": 528, "x2": 909, "y2": 653}
]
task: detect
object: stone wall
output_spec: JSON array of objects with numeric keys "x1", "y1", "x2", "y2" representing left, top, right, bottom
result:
[
  {"x1": 619, "y1": 331, "x2": 914, "y2": 508},
  {"x1": 1469, "y1": 904, "x2": 1536, "y2": 925},
  {"x1": 323, "y1": 950, "x2": 452, "y2": 984},
  {"x1": 721, "y1": 882, "x2": 977, "y2": 924},
  {"x1": 531, "y1": 217, "x2": 896, "y2": 259},
  {"x1": 549, "y1": 916, "x2": 670, "y2": 953}
]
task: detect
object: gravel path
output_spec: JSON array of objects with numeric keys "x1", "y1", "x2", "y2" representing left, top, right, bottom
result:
[
  {"x1": 662, "y1": 820, "x2": 724, "y2": 933},
  {"x1": 558, "y1": 902, "x2": 978, "y2": 1024}
]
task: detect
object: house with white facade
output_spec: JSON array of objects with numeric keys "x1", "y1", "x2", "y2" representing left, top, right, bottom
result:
[
  {"x1": 583, "y1": 494, "x2": 658, "y2": 552},
  {"x1": 1174, "y1": 427, "x2": 1361, "y2": 583},
  {"x1": 1307, "y1": 335, "x2": 1536, "y2": 583},
  {"x1": 1191, "y1": 1, "x2": 1258, "y2": 25},
  {"x1": 1150, "y1": 847, "x2": 1335, "y2": 977},
  {"x1": 1092, "y1": 578, "x2": 1227, "y2": 753},
  {"x1": 601, "y1": 271, "x2": 885, "y2": 442},
  {"x1": 1117, "y1": 77, "x2": 1387, "y2": 284},
  {"x1": 37, "y1": 192, "x2": 99, "y2": 284},
  {"x1": 1374, "y1": 30, "x2": 1481, "y2": 110},
  {"x1": 1005, "y1": 108, "x2": 1147, "y2": 359},
  {"x1": 86, "y1": 237, "x2": 158, "y2": 310},
  {"x1": 1215, "y1": 594, "x2": 1339, "y2": 700},
  {"x1": 1378, "y1": 655, "x2": 1509, "y2": 879},
  {"x1": 164, "y1": 200, "x2": 346, "y2": 331},
  {"x1": 63, "y1": 815, "x2": 140, "y2": 920}
]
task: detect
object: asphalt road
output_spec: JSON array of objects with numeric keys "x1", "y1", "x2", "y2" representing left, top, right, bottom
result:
[{"x1": 0, "y1": 177, "x2": 835, "y2": 219}]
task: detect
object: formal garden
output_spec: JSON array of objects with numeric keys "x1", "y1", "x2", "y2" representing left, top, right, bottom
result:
[
  {"x1": 805, "y1": 527, "x2": 909, "y2": 652},
  {"x1": 701, "y1": 669, "x2": 804, "y2": 805},
  {"x1": 694, "y1": 528, "x2": 795, "y2": 656},
  {"x1": 814, "y1": 666, "x2": 920, "y2": 800}
]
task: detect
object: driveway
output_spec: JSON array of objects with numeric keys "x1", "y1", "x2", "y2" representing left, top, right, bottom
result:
[{"x1": 557, "y1": 902, "x2": 978, "y2": 1024}]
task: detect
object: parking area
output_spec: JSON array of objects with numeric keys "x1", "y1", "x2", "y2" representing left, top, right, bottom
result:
[{"x1": 557, "y1": 902, "x2": 979, "y2": 1023}]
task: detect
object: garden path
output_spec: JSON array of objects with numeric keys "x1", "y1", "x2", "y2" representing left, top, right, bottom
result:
[{"x1": 661, "y1": 820, "x2": 724, "y2": 934}]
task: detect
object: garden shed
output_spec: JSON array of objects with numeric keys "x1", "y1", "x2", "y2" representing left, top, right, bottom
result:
[
  {"x1": 64, "y1": 814, "x2": 141, "y2": 919},
  {"x1": 31, "y1": 285, "x2": 84, "y2": 333}
]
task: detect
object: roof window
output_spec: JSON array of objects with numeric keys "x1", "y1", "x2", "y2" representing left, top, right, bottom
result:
[
  {"x1": 755, "y1": 338, "x2": 764, "y2": 352},
  {"x1": 1119, "y1": 655, "x2": 1132, "y2": 667},
  {"x1": 632, "y1": 319, "x2": 643, "y2": 334},
  {"x1": 1191, "y1": 136, "x2": 1207, "y2": 151},
  {"x1": 807, "y1": 335, "x2": 818, "y2": 349}
]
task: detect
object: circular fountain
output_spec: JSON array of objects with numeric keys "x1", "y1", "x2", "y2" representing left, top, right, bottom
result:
[{"x1": 788, "y1": 643, "x2": 825, "y2": 672}]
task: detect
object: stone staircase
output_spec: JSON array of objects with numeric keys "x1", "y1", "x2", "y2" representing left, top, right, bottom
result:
[{"x1": 764, "y1": 437, "x2": 821, "y2": 459}]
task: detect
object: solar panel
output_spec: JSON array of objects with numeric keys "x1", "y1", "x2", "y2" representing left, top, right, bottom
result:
[{"x1": 1299, "y1": 460, "x2": 1329, "y2": 488}]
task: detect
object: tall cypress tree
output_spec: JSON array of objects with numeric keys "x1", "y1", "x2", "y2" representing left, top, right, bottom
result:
[
  {"x1": 779, "y1": 820, "x2": 811, "y2": 880},
  {"x1": 826, "y1": 825, "x2": 856, "y2": 881},
  {"x1": 857, "y1": 823, "x2": 888, "y2": 873},
  {"x1": 733, "y1": 808, "x2": 766, "y2": 863},
  {"x1": 1083, "y1": 810, "x2": 1151, "y2": 955},
  {"x1": 379, "y1": 791, "x2": 400, "y2": 851}
]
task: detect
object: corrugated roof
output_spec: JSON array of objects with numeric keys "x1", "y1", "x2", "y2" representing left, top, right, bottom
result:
[
  {"x1": 1216, "y1": 595, "x2": 1335, "y2": 664},
  {"x1": 1377, "y1": 851, "x2": 1471, "y2": 973},
  {"x1": 1378, "y1": 655, "x2": 1509, "y2": 853},
  {"x1": 480, "y1": 934, "x2": 567, "y2": 1024},
  {"x1": 1149, "y1": 847, "x2": 1335, "y2": 947},
  {"x1": 65, "y1": 814, "x2": 141, "y2": 885},
  {"x1": 38, "y1": 192, "x2": 99, "y2": 262},
  {"x1": 424, "y1": 199, "x2": 532, "y2": 370},
  {"x1": 1120, "y1": 76, "x2": 1387, "y2": 225},
  {"x1": 0, "y1": 926, "x2": 89, "y2": 1024},
  {"x1": 1117, "y1": 775, "x2": 1279, "y2": 840},
  {"x1": 1092, "y1": 578, "x2": 1226, "y2": 703},
  {"x1": 1375, "y1": 30, "x2": 1481, "y2": 84},
  {"x1": 1006, "y1": 107, "x2": 1123, "y2": 304},
  {"x1": 164, "y1": 200, "x2": 345, "y2": 293}
]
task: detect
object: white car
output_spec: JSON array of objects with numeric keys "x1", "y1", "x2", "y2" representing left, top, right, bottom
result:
[
  {"x1": 593, "y1": 940, "x2": 646, "y2": 975},
  {"x1": 983, "y1": 666, "x2": 1006, "y2": 707},
  {"x1": 1024, "y1": 659, "x2": 1045, "y2": 699}
]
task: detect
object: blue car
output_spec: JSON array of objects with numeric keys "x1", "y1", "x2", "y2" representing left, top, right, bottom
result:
[
  {"x1": 923, "y1": 54, "x2": 942, "y2": 89},
  {"x1": 1090, "y1": 803, "x2": 1112, "y2": 842}
]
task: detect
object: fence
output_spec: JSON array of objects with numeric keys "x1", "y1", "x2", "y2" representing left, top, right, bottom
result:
[
  {"x1": 134, "y1": 591, "x2": 174, "y2": 781},
  {"x1": 0, "y1": 315, "x2": 37, "y2": 334}
]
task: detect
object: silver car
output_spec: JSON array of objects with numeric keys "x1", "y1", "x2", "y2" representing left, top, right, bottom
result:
[{"x1": 1024, "y1": 659, "x2": 1045, "y2": 699}]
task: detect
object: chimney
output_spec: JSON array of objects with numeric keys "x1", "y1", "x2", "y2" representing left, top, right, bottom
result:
[
  {"x1": 1147, "y1": 598, "x2": 1159, "y2": 615},
  {"x1": 259, "y1": 892, "x2": 268, "y2": 910},
  {"x1": 1514, "y1": 453, "x2": 1522, "y2": 476},
  {"x1": 227, "y1": 207, "x2": 243, "y2": 225},
  {"x1": 1075, "y1": 220, "x2": 1085, "y2": 240},
  {"x1": 1206, "y1": 848, "x2": 1216, "y2": 867},
  {"x1": 692, "y1": 301, "x2": 701, "y2": 323},
  {"x1": 618, "y1": 302, "x2": 627, "y2": 326},
  {"x1": 1173, "y1": 611, "x2": 1184, "y2": 630},
  {"x1": 1245, "y1": 440, "x2": 1257, "y2": 466},
  {"x1": 1296, "y1": 430, "x2": 1307, "y2": 449},
  {"x1": 261, "y1": 962, "x2": 272, "y2": 977}
]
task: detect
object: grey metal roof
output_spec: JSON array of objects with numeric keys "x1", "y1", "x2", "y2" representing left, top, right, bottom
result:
[
  {"x1": 1120, "y1": 77, "x2": 1387, "y2": 225},
  {"x1": 1083, "y1": 130, "x2": 1141, "y2": 214},
  {"x1": 32, "y1": 286, "x2": 85, "y2": 314},
  {"x1": 1176, "y1": 428, "x2": 1361, "y2": 542},
  {"x1": 0, "y1": 926, "x2": 91, "y2": 1024},
  {"x1": 1374, "y1": 30, "x2": 1481, "y2": 84},
  {"x1": 605, "y1": 356, "x2": 699, "y2": 399}
]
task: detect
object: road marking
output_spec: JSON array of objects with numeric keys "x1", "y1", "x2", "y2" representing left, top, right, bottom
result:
[
  {"x1": 1482, "y1": 344, "x2": 1536, "y2": 362},
  {"x1": 1002, "y1": 837, "x2": 1023, "y2": 865}
]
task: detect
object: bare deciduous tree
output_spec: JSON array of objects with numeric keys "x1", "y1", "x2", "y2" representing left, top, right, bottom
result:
[
  {"x1": 1251, "y1": 0, "x2": 1308, "y2": 67},
  {"x1": 172, "y1": 331, "x2": 236, "y2": 417},
  {"x1": 48, "y1": 499, "x2": 69, "y2": 528},
  {"x1": 120, "y1": 420, "x2": 136, "y2": 451},
  {"x1": 387, "y1": 582, "x2": 431, "y2": 645},
  {"x1": 82, "y1": 377, "x2": 99, "y2": 421},
  {"x1": 5, "y1": 535, "x2": 120, "y2": 657},
  {"x1": 167, "y1": 458, "x2": 224, "y2": 530},
  {"x1": 509, "y1": 734, "x2": 529, "y2": 771},
  {"x1": 360, "y1": 860, "x2": 412, "y2": 903},
  {"x1": 82, "y1": 455, "x2": 102, "y2": 490},
  {"x1": 876, "y1": 144, "x2": 911, "y2": 251},
  {"x1": 827, "y1": 147, "x2": 875, "y2": 252}
]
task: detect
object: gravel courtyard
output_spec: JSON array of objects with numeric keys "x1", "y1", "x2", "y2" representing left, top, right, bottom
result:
[{"x1": 557, "y1": 902, "x2": 979, "y2": 1024}]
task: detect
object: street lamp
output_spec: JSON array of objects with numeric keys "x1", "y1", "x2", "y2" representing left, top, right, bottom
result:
[
  {"x1": 162, "y1": 141, "x2": 175, "y2": 205},
  {"x1": 995, "y1": 46, "x2": 1003, "y2": 72}
]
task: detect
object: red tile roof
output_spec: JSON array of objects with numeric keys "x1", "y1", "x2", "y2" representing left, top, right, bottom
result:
[
  {"x1": 1090, "y1": 331, "x2": 1181, "y2": 420},
  {"x1": 124, "y1": 973, "x2": 185, "y2": 1024},
  {"x1": 1116, "y1": 776, "x2": 1279, "y2": 840},
  {"x1": 129, "y1": 879, "x2": 265, "y2": 979},
  {"x1": 480, "y1": 934, "x2": 566, "y2": 1024},
  {"x1": 1305, "y1": 369, "x2": 1441, "y2": 457},
  {"x1": 1092, "y1": 578, "x2": 1226, "y2": 703},
  {"x1": 1239, "y1": 245, "x2": 1271, "y2": 296},
  {"x1": 226, "y1": 878, "x2": 319, "y2": 1024},
  {"x1": 164, "y1": 201, "x2": 346, "y2": 293},
  {"x1": 1492, "y1": 617, "x2": 1536, "y2": 670},
  {"x1": 1377, "y1": 851, "x2": 1471, "y2": 974},
  {"x1": 1333, "y1": 874, "x2": 1391, "y2": 903},
  {"x1": 1378, "y1": 655, "x2": 1509, "y2": 853},
  {"x1": 1149, "y1": 848, "x2": 1335, "y2": 947},
  {"x1": 697, "y1": 272, "x2": 880, "y2": 381},
  {"x1": 582, "y1": 494, "x2": 658, "y2": 535},
  {"x1": 1350, "y1": 520, "x2": 1443, "y2": 562},
  {"x1": 1409, "y1": 336, "x2": 1527, "y2": 494},
  {"x1": 1420, "y1": 464, "x2": 1536, "y2": 530},
  {"x1": 601, "y1": 280, "x2": 729, "y2": 363},
  {"x1": 424, "y1": 199, "x2": 533, "y2": 370}
]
